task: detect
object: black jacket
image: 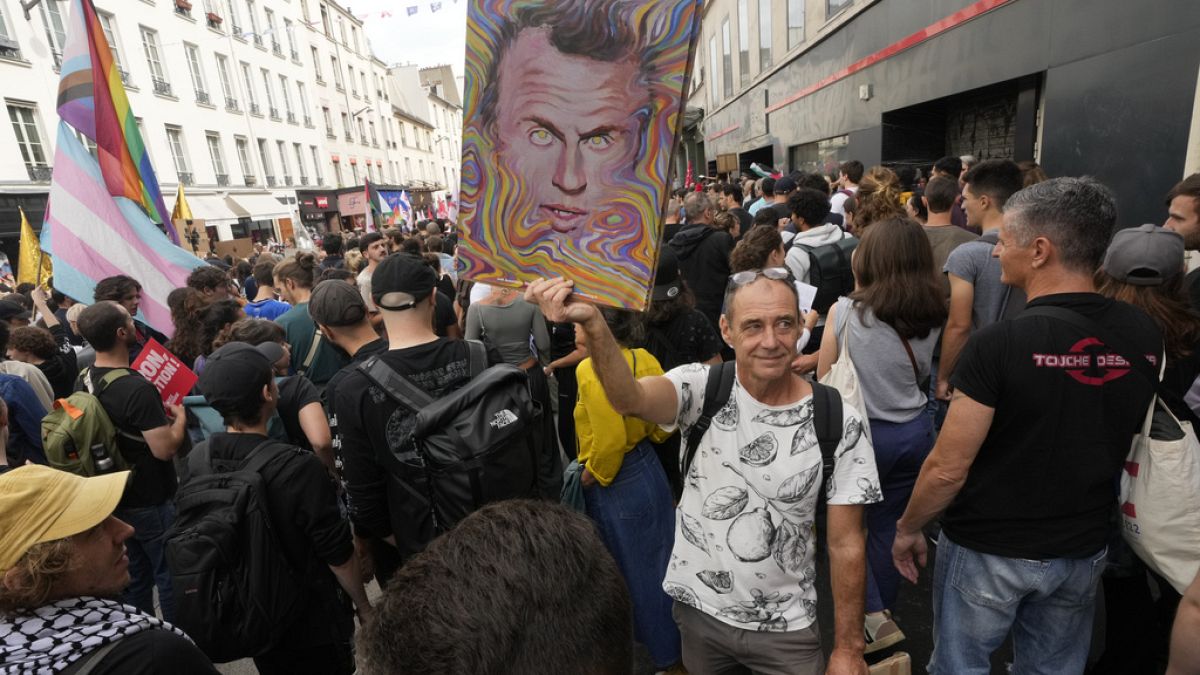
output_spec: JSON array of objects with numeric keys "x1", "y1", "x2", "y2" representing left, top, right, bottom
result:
[{"x1": 669, "y1": 223, "x2": 733, "y2": 331}]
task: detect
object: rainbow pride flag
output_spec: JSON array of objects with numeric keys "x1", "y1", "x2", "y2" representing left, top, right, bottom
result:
[{"x1": 56, "y1": 0, "x2": 178, "y2": 244}]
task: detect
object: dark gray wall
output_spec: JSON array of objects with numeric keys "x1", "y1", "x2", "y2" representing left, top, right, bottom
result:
[{"x1": 705, "y1": 0, "x2": 1200, "y2": 223}]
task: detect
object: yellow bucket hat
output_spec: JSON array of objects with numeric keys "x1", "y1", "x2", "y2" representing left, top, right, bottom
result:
[{"x1": 0, "y1": 465, "x2": 129, "y2": 571}]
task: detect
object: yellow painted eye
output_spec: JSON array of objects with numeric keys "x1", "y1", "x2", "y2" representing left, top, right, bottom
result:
[
  {"x1": 585, "y1": 135, "x2": 614, "y2": 149},
  {"x1": 529, "y1": 129, "x2": 553, "y2": 146}
]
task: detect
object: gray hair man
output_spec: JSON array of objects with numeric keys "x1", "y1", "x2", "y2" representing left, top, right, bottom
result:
[{"x1": 893, "y1": 178, "x2": 1164, "y2": 673}]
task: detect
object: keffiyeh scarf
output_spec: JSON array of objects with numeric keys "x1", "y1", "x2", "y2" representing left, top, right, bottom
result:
[{"x1": 1, "y1": 596, "x2": 191, "y2": 674}]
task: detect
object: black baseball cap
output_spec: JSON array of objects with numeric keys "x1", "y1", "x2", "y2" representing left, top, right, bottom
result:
[
  {"x1": 371, "y1": 253, "x2": 436, "y2": 311},
  {"x1": 0, "y1": 301, "x2": 31, "y2": 322},
  {"x1": 652, "y1": 249, "x2": 683, "y2": 302},
  {"x1": 309, "y1": 279, "x2": 367, "y2": 326},
  {"x1": 198, "y1": 341, "x2": 283, "y2": 412}
]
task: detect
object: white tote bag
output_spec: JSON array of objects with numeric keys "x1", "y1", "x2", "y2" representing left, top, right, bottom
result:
[
  {"x1": 1120, "y1": 394, "x2": 1200, "y2": 594},
  {"x1": 819, "y1": 306, "x2": 872, "y2": 444}
]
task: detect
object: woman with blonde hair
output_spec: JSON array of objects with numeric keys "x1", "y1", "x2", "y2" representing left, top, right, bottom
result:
[{"x1": 853, "y1": 169, "x2": 905, "y2": 234}]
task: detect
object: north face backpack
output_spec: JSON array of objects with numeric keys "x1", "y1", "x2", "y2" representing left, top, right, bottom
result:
[
  {"x1": 42, "y1": 368, "x2": 138, "y2": 476},
  {"x1": 357, "y1": 340, "x2": 541, "y2": 535},
  {"x1": 797, "y1": 235, "x2": 858, "y2": 315},
  {"x1": 165, "y1": 440, "x2": 304, "y2": 663}
]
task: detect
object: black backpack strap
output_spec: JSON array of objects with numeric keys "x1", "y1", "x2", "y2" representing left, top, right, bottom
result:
[
  {"x1": 357, "y1": 355, "x2": 434, "y2": 411},
  {"x1": 187, "y1": 440, "x2": 211, "y2": 478},
  {"x1": 187, "y1": 439, "x2": 290, "y2": 478},
  {"x1": 682, "y1": 362, "x2": 735, "y2": 479},
  {"x1": 465, "y1": 339, "x2": 488, "y2": 378},
  {"x1": 810, "y1": 382, "x2": 844, "y2": 495}
]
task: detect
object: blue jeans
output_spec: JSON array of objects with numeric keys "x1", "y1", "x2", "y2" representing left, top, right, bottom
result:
[
  {"x1": 583, "y1": 441, "x2": 680, "y2": 669},
  {"x1": 116, "y1": 502, "x2": 177, "y2": 622},
  {"x1": 865, "y1": 415, "x2": 934, "y2": 614},
  {"x1": 930, "y1": 532, "x2": 1108, "y2": 674}
]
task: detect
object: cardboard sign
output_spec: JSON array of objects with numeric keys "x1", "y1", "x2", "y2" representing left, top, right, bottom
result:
[
  {"x1": 132, "y1": 338, "x2": 197, "y2": 407},
  {"x1": 456, "y1": 0, "x2": 705, "y2": 310}
]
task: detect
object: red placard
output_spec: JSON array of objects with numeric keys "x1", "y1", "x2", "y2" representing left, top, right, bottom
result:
[{"x1": 132, "y1": 339, "x2": 198, "y2": 407}]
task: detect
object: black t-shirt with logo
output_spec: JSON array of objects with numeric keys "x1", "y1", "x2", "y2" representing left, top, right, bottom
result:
[
  {"x1": 946, "y1": 293, "x2": 1161, "y2": 559},
  {"x1": 333, "y1": 338, "x2": 501, "y2": 553},
  {"x1": 81, "y1": 367, "x2": 175, "y2": 508}
]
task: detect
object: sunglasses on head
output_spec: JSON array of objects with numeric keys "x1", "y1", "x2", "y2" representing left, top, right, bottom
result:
[{"x1": 727, "y1": 267, "x2": 795, "y2": 288}]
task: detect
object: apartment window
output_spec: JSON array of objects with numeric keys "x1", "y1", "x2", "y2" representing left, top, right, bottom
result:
[
  {"x1": 165, "y1": 126, "x2": 191, "y2": 178},
  {"x1": 418, "y1": 159, "x2": 424, "y2": 180},
  {"x1": 310, "y1": 145, "x2": 323, "y2": 184},
  {"x1": 341, "y1": 112, "x2": 350, "y2": 137},
  {"x1": 301, "y1": 0, "x2": 310, "y2": 22},
  {"x1": 350, "y1": 162, "x2": 359, "y2": 185},
  {"x1": 215, "y1": 54, "x2": 236, "y2": 107},
  {"x1": 322, "y1": 106, "x2": 333, "y2": 134},
  {"x1": 235, "y1": 136, "x2": 254, "y2": 181},
  {"x1": 296, "y1": 83, "x2": 310, "y2": 124},
  {"x1": 369, "y1": 121, "x2": 376, "y2": 146},
  {"x1": 39, "y1": 0, "x2": 68, "y2": 67},
  {"x1": 279, "y1": 75, "x2": 294, "y2": 119},
  {"x1": 758, "y1": 0, "x2": 772, "y2": 70},
  {"x1": 135, "y1": 118, "x2": 154, "y2": 167},
  {"x1": 788, "y1": 0, "x2": 805, "y2": 48},
  {"x1": 333, "y1": 160, "x2": 343, "y2": 187},
  {"x1": 320, "y1": 4, "x2": 331, "y2": 36},
  {"x1": 331, "y1": 56, "x2": 342, "y2": 89},
  {"x1": 708, "y1": 35, "x2": 718, "y2": 106},
  {"x1": 0, "y1": 3, "x2": 19, "y2": 59},
  {"x1": 338, "y1": 17, "x2": 346, "y2": 46},
  {"x1": 261, "y1": 68, "x2": 277, "y2": 117},
  {"x1": 293, "y1": 143, "x2": 306, "y2": 182},
  {"x1": 357, "y1": 118, "x2": 366, "y2": 144},
  {"x1": 95, "y1": 13, "x2": 127, "y2": 77},
  {"x1": 284, "y1": 19, "x2": 297, "y2": 57},
  {"x1": 360, "y1": 72, "x2": 368, "y2": 99},
  {"x1": 246, "y1": 0, "x2": 260, "y2": 41},
  {"x1": 721, "y1": 20, "x2": 732, "y2": 98},
  {"x1": 404, "y1": 157, "x2": 412, "y2": 180},
  {"x1": 264, "y1": 8, "x2": 279, "y2": 53},
  {"x1": 348, "y1": 65, "x2": 356, "y2": 95},
  {"x1": 827, "y1": 0, "x2": 851, "y2": 18},
  {"x1": 184, "y1": 44, "x2": 209, "y2": 103},
  {"x1": 276, "y1": 140, "x2": 290, "y2": 182},
  {"x1": 257, "y1": 138, "x2": 273, "y2": 179},
  {"x1": 7, "y1": 104, "x2": 49, "y2": 179},
  {"x1": 311, "y1": 47, "x2": 323, "y2": 81},
  {"x1": 398, "y1": 122, "x2": 407, "y2": 146},
  {"x1": 140, "y1": 27, "x2": 171, "y2": 94},
  {"x1": 240, "y1": 61, "x2": 258, "y2": 111},
  {"x1": 224, "y1": 0, "x2": 241, "y2": 33},
  {"x1": 737, "y1": 0, "x2": 749, "y2": 79},
  {"x1": 351, "y1": 26, "x2": 359, "y2": 54},
  {"x1": 205, "y1": 132, "x2": 226, "y2": 179}
]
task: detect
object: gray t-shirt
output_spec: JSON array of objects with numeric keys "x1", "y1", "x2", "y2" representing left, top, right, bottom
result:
[
  {"x1": 943, "y1": 238, "x2": 1006, "y2": 329},
  {"x1": 463, "y1": 297, "x2": 550, "y2": 366},
  {"x1": 832, "y1": 297, "x2": 939, "y2": 423}
]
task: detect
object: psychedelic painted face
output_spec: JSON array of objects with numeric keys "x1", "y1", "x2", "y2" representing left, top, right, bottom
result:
[
  {"x1": 494, "y1": 28, "x2": 647, "y2": 238},
  {"x1": 458, "y1": 0, "x2": 701, "y2": 310}
]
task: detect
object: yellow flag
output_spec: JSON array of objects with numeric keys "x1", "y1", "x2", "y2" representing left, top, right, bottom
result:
[
  {"x1": 17, "y1": 207, "x2": 52, "y2": 288},
  {"x1": 172, "y1": 183, "x2": 193, "y2": 221}
]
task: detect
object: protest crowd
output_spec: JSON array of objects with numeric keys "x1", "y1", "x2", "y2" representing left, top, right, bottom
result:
[{"x1": 4, "y1": 161, "x2": 1200, "y2": 675}]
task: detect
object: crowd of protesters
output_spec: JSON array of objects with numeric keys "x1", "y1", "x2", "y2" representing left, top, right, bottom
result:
[{"x1": 2, "y1": 164, "x2": 1200, "y2": 675}]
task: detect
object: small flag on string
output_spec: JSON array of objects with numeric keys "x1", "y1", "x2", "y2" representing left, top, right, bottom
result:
[{"x1": 407, "y1": 6, "x2": 418, "y2": 15}]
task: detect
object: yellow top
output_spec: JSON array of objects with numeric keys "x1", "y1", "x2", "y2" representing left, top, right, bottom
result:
[{"x1": 574, "y1": 347, "x2": 672, "y2": 487}]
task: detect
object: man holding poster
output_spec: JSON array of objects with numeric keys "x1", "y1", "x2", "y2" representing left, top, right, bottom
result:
[
  {"x1": 75, "y1": 302, "x2": 188, "y2": 622},
  {"x1": 458, "y1": 0, "x2": 703, "y2": 310}
]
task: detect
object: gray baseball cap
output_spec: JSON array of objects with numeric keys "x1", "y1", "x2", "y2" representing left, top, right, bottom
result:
[{"x1": 1102, "y1": 224, "x2": 1185, "y2": 286}]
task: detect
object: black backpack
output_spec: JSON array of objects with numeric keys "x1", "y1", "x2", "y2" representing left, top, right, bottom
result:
[
  {"x1": 165, "y1": 440, "x2": 304, "y2": 663},
  {"x1": 797, "y1": 236, "x2": 858, "y2": 315},
  {"x1": 683, "y1": 363, "x2": 843, "y2": 492},
  {"x1": 357, "y1": 340, "x2": 541, "y2": 535}
]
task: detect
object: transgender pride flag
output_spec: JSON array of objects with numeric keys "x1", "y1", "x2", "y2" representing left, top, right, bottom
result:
[
  {"x1": 44, "y1": 124, "x2": 204, "y2": 337},
  {"x1": 44, "y1": 0, "x2": 204, "y2": 336}
]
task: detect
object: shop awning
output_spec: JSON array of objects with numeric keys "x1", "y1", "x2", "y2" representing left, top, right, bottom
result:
[
  {"x1": 181, "y1": 194, "x2": 242, "y2": 225},
  {"x1": 225, "y1": 193, "x2": 290, "y2": 220}
]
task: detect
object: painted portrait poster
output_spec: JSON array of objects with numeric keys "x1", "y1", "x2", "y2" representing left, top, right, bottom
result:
[{"x1": 457, "y1": 0, "x2": 703, "y2": 310}]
